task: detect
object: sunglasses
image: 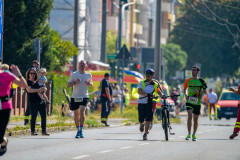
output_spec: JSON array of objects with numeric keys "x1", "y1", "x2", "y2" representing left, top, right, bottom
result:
[
  {"x1": 30, "y1": 72, "x2": 36, "y2": 75},
  {"x1": 146, "y1": 74, "x2": 152, "y2": 77}
]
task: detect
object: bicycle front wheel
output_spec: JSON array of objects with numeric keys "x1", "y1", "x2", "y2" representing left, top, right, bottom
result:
[{"x1": 162, "y1": 109, "x2": 168, "y2": 141}]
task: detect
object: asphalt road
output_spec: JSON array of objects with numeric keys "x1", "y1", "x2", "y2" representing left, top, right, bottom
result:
[{"x1": 1, "y1": 117, "x2": 240, "y2": 160}]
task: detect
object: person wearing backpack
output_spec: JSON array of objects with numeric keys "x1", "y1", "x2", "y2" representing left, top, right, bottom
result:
[
  {"x1": 183, "y1": 66, "x2": 207, "y2": 141},
  {"x1": 137, "y1": 69, "x2": 164, "y2": 140}
]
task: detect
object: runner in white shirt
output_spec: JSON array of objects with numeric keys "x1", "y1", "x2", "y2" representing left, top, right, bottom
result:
[
  {"x1": 207, "y1": 89, "x2": 218, "y2": 120},
  {"x1": 67, "y1": 60, "x2": 92, "y2": 138}
]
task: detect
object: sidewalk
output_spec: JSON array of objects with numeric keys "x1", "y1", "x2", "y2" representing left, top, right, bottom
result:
[{"x1": 7, "y1": 118, "x2": 126, "y2": 129}]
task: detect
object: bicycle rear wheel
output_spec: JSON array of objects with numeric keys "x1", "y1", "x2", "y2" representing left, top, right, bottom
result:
[{"x1": 162, "y1": 109, "x2": 168, "y2": 141}]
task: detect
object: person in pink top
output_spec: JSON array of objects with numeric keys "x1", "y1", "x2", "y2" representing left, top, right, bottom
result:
[{"x1": 0, "y1": 64, "x2": 27, "y2": 156}]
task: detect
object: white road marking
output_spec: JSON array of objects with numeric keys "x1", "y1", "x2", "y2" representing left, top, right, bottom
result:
[
  {"x1": 179, "y1": 136, "x2": 185, "y2": 138},
  {"x1": 120, "y1": 146, "x2": 134, "y2": 149},
  {"x1": 198, "y1": 132, "x2": 203, "y2": 134},
  {"x1": 97, "y1": 150, "x2": 114, "y2": 153},
  {"x1": 139, "y1": 143, "x2": 149, "y2": 146},
  {"x1": 169, "y1": 138, "x2": 174, "y2": 140},
  {"x1": 72, "y1": 155, "x2": 90, "y2": 159}
]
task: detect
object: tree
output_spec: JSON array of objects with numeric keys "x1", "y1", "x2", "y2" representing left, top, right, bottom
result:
[
  {"x1": 162, "y1": 43, "x2": 188, "y2": 79},
  {"x1": 3, "y1": 0, "x2": 77, "y2": 73},
  {"x1": 169, "y1": 0, "x2": 240, "y2": 77},
  {"x1": 106, "y1": 31, "x2": 118, "y2": 55},
  {"x1": 106, "y1": 30, "x2": 130, "y2": 62}
]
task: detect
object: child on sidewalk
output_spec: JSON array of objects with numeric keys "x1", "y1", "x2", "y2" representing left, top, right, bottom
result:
[{"x1": 38, "y1": 68, "x2": 50, "y2": 104}]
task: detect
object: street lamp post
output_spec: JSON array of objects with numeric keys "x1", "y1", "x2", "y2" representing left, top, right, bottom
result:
[{"x1": 117, "y1": 1, "x2": 135, "y2": 114}]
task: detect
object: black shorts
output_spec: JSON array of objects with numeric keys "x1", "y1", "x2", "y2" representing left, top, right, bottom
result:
[
  {"x1": 186, "y1": 103, "x2": 201, "y2": 115},
  {"x1": 70, "y1": 98, "x2": 89, "y2": 110},
  {"x1": 138, "y1": 103, "x2": 153, "y2": 123}
]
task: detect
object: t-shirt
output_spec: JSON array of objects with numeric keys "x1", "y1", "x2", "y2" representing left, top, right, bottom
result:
[
  {"x1": 38, "y1": 76, "x2": 47, "y2": 87},
  {"x1": 93, "y1": 90, "x2": 101, "y2": 100},
  {"x1": 0, "y1": 70, "x2": 16, "y2": 110},
  {"x1": 27, "y1": 80, "x2": 42, "y2": 103},
  {"x1": 137, "y1": 81, "x2": 155, "y2": 104},
  {"x1": 101, "y1": 79, "x2": 112, "y2": 98},
  {"x1": 68, "y1": 71, "x2": 92, "y2": 98},
  {"x1": 208, "y1": 92, "x2": 218, "y2": 103},
  {"x1": 183, "y1": 77, "x2": 207, "y2": 105},
  {"x1": 113, "y1": 90, "x2": 122, "y2": 103}
]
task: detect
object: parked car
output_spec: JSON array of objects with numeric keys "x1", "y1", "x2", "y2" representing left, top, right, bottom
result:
[{"x1": 217, "y1": 88, "x2": 240, "y2": 119}]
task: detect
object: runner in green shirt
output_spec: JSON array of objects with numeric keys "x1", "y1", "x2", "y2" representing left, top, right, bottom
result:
[{"x1": 183, "y1": 66, "x2": 207, "y2": 141}]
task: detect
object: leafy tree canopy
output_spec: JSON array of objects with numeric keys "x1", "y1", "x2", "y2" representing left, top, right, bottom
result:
[
  {"x1": 169, "y1": 0, "x2": 240, "y2": 77},
  {"x1": 162, "y1": 43, "x2": 188, "y2": 79},
  {"x1": 3, "y1": 0, "x2": 77, "y2": 73}
]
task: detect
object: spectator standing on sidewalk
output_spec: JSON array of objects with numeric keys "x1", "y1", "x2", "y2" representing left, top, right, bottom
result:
[
  {"x1": 113, "y1": 85, "x2": 122, "y2": 111},
  {"x1": 0, "y1": 64, "x2": 27, "y2": 156},
  {"x1": 67, "y1": 60, "x2": 92, "y2": 138},
  {"x1": 24, "y1": 60, "x2": 40, "y2": 125},
  {"x1": 229, "y1": 84, "x2": 240, "y2": 139},
  {"x1": 100, "y1": 73, "x2": 112, "y2": 126},
  {"x1": 207, "y1": 89, "x2": 218, "y2": 120},
  {"x1": 89, "y1": 86, "x2": 101, "y2": 113},
  {"x1": 26, "y1": 68, "x2": 49, "y2": 136}
]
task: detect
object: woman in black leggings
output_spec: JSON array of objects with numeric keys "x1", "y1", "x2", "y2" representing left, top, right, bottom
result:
[
  {"x1": 0, "y1": 64, "x2": 27, "y2": 156},
  {"x1": 26, "y1": 68, "x2": 49, "y2": 136}
]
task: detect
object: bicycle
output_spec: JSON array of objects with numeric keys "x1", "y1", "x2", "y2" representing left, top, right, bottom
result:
[{"x1": 161, "y1": 95, "x2": 179, "y2": 141}]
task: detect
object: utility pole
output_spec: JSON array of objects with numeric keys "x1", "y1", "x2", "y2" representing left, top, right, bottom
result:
[
  {"x1": 154, "y1": 0, "x2": 162, "y2": 80},
  {"x1": 129, "y1": 0, "x2": 134, "y2": 46},
  {"x1": 100, "y1": 0, "x2": 107, "y2": 63},
  {"x1": 0, "y1": 0, "x2": 4, "y2": 62},
  {"x1": 73, "y1": 0, "x2": 79, "y2": 72}
]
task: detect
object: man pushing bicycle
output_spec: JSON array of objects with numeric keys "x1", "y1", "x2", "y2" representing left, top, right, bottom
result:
[{"x1": 137, "y1": 69, "x2": 164, "y2": 140}]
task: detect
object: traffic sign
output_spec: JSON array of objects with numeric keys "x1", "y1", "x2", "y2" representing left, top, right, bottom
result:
[
  {"x1": 107, "y1": 54, "x2": 117, "y2": 59},
  {"x1": 116, "y1": 44, "x2": 132, "y2": 60}
]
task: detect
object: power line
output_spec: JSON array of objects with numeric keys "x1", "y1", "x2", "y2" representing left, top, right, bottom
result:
[
  {"x1": 176, "y1": 21, "x2": 228, "y2": 34},
  {"x1": 186, "y1": 0, "x2": 239, "y2": 48},
  {"x1": 204, "y1": 0, "x2": 240, "y2": 10},
  {"x1": 201, "y1": 0, "x2": 240, "y2": 33},
  {"x1": 173, "y1": 26, "x2": 233, "y2": 42}
]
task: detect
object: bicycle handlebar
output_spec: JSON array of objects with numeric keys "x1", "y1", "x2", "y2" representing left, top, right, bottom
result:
[{"x1": 152, "y1": 94, "x2": 180, "y2": 99}]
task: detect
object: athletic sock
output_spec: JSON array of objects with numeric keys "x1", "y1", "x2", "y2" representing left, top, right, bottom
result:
[
  {"x1": 76, "y1": 126, "x2": 81, "y2": 132},
  {"x1": 80, "y1": 125, "x2": 83, "y2": 132}
]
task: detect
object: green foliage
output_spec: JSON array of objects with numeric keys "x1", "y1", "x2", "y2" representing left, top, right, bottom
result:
[
  {"x1": 169, "y1": 0, "x2": 240, "y2": 77},
  {"x1": 3, "y1": 0, "x2": 77, "y2": 73},
  {"x1": 40, "y1": 29, "x2": 78, "y2": 72},
  {"x1": 106, "y1": 31, "x2": 118, "y2": 54},
  {"x1": 162, "y1": 43, "x2": 188, "y2": 78},
  {"x1": 50, "y1": 73, "x2": 72, "y2": 107},
  {"x1": 106, "y1": 31, "x2": 130, "y2": 62}
]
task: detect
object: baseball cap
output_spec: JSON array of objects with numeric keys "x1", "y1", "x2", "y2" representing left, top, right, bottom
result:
[{"x1": 104, "y1": 73, "x2": 110, "y2": 77}]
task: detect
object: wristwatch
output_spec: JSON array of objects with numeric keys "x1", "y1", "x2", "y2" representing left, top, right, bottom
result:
[{"x1": 18, "y1": 75, "x2": 22, "y2": 78}]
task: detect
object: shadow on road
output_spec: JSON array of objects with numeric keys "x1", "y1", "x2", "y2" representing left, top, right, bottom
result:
[
  {"x1": 20, "y1": 137, "x2": 74, "y2": 140},
  {"x1": 94, "y1": 138, "x2": 161, "y2": 142},
  {"x1": 102, "y1": 132, "x2": 140, "y2": 135},
  {"x1": 198, "y1": 138, "x2": 233, "y2": 141}
]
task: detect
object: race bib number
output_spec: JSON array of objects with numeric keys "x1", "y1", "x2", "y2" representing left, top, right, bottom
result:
[
  {"x1": 75, "y1": 97, "x2": 83, "y2": 102},
  {"x1": 189, "y1": 97, "x2": 198, "y2": 104}
]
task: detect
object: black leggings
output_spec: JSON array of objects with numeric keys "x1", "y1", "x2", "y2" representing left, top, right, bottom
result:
[
  {"x1": 30, "y1": 102, "x2": 47, "y2": 133},
  {"x1": 0, "y1": 109, "x2": 11, "y2": 143}
]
